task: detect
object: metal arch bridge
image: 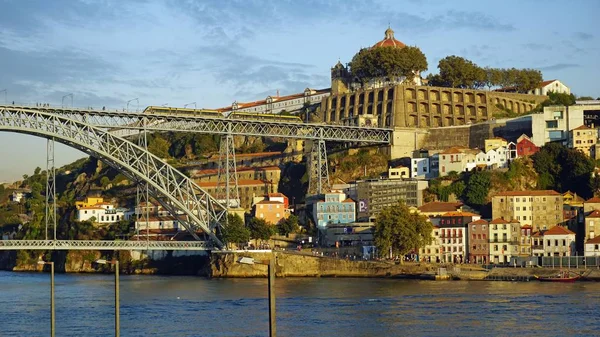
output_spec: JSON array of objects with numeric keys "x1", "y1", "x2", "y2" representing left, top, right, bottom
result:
[
  {"x1": 0, "y1": 107, "x2": 225, "y2": 247},
  {"x1": 1, "y1": 104, "x2": 392, "y2": 143},
  {"x1": 0, "y1": 240, "x2": 211, "y2": 251}
]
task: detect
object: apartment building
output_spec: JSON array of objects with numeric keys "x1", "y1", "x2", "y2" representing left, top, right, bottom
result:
[
  {"x1": 488, "y1": 218, "x2": 520, "y2": 264},
  {"x1": 468, "y1": 219, "x2": 489, "y2": 264},
  {"x1": 569, "y1": 125, "x2": 597, "y2": 158},
  {"x1": 491, "y1": 190, "x2": 564, "y2": 232}
]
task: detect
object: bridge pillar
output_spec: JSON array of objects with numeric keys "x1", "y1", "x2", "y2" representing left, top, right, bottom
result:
[
  {"x1": 45, "y1": 138, "x2": 57, "y2": 240},
  {"x1": 217, "y1": 133, "x2": 240, "y2": 209},
  {"x1": 307, "y1": 139, "x2": 330, "y2": 196},
  {"x1": 136, "y1": 117, "x2": 150, "y2": 241}
]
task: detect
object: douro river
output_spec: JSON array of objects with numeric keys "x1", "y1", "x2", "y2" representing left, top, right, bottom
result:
[{"x1": 2, "y1": 271, "x2": 599, "y2": 336}]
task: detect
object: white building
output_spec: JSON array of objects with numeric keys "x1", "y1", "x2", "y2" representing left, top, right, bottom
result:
[
  {"x1": 10, "y1": 189, "x2": 31, "y2": 203},
  {"x1": 584, "y1": 237, "x2": 600, "y2": 257},
  {"x1": 410, "y1": 158, "x2": 429, "y2": 179},
  {"x1": 485, "y1": 147, "x2": 509, "y2": 169},
  {"x1": 527, "y1": 79, "x2": 570, "y2": 96},
  {"x1": 77, "y1": 203, "x2": 133, "y2": 224},
  {"x1": 534, "y1": 226, "x2": 576, "y2": 257},
  {"x1": 531, "y1": 105, "x2": 584, "y2": 147}
]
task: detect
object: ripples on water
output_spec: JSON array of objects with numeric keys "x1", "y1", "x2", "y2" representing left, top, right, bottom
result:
[{"x1": 2, "y1": 271, "x2": 600, "y2": 336}]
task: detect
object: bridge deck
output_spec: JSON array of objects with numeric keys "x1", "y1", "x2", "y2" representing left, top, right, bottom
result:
[{"x1": 0, "y1": 240, "x2": 211, "y2": 251}]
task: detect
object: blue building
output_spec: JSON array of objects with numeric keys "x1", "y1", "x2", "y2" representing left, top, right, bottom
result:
[{"x1": 312, "y1": 192, "x2": 356, "y2": 230}]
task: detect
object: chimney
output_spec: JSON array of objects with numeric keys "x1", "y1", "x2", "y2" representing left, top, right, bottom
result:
[{"x1": 276, "y1": 89, "x2": 280, "y2": 97}]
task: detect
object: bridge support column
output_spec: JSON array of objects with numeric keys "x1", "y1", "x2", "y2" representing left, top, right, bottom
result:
[
  {"x1": 45, "y1": 138, "x2": 57, "y2": 240},
  {"x1": 308, "y1": 139, "x2": 330, "y2": 196},
  {"x1": 136, "y1": 117, "x2": 150, "y2": 242},
  {"x1": 217, "y1": 133, "x2": 240, "y2": 209}
]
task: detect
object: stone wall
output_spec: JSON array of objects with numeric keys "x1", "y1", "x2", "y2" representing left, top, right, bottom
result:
[{"x1": 210, "y1": 251, "x2": 435, "y2": 277}]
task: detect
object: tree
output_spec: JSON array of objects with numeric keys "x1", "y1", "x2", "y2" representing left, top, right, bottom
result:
[
  {"x1": 576, "y1": 96, "x2": 594, "y2": 101},
  {"x1": 437, "y1": 56, "x2": 485, "y2": 89},
  {"x1": 221, "y1": 214, "x2": 250, "y2": 247},
  {"x1": 34, "y1": 167, "x2": 41, "y2": 175},
  {"x1": 277, "y1": 214, "x2": 299, "y2": 236},
  {"x1": 349, "y1": 46, "x2": 428, "y2": 84},
  {"x1": 532, "y1": 143, "x2": 595, "y2": 198},
  {"x1": 464, "y1": 171, "x2": 491, "y2": 207},
  {"x1": 30, "y1": 182, "x2": 43, "y2": 200},
  {"x1": 374, "y1": 201, "x2": 433, "y2": 258},
  {"x1": 514, "y1": 68, "x2": 542, "y2": 92},
  {"x1": 148, "y1": 135, "x2": 171, "y2": 158},
  {"x1": 484, "y1": 67, "x2": 504, "y2": 90},
  {"x1": 248, "y1": 217, "x2": 274, "y2": 242},
  {"x1": 100, "y1": 176, "x2": 110, "y2": 188}
]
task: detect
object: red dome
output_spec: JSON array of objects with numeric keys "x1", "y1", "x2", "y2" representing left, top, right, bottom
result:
[{"x1": 372, "y1": 27, "x2": 406, "y2": 49}]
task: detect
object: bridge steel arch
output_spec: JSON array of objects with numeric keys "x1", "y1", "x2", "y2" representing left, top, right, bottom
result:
[{"x1": 0, "y1": 107, "x2": 226, "y2": 248}]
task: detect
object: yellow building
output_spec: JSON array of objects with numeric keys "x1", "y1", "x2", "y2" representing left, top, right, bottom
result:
[
  {"x1": 570, "y1": 125, "x2": 597, "y2": 157},
  {"x1": 563, "y1": 190, "x2": 585, "y2": 206},
  {"x1": 388, "y1": 165, "x2": 409, "y2": 179},
  {"x1": 484, "y1": 137, "x2": 508, "y2": 152},
  {"x1": 419, "y1": 225, "x2": 441, "y2": 263},
  {"x1": 75, "y1": 196, "x2": 104, "y2": 209}
]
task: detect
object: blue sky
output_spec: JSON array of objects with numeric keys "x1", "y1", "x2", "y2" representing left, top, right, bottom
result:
[{"x1": 0, "y1": 0, "x2": 599, "y2": 182}]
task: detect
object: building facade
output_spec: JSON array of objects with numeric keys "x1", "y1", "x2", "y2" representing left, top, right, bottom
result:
[
  {"x1": 527, "y1": 79, "x2": 571, "y2": 96},
  {"x1": 569, "y1": 125, "x2": 597, "y2": 157},
  {"x1": 531, "y1": 105, "x2": 584, "y2": 147},
  {"x1": 388, "y1": 165, "x2": 410, "y2": 179},
  {"x1": 438, "y1": 147, "x2": 478, "y2": 177},
  {"x1": 438, "y1": 212, "x2": 480, "y2": 263},
  {"x1": 488, "y1": 218, "x2": 520, "y2": 264},
  {"x1": 516, "y1": 134, "x2": 539, "y2": 157},
  {"x1": 419, "y1": 225, "x2": 441, "y2": 263},
  {"x1": 539, "y1": 226, "x2": 576, "y2": 257},
  {"x1": 313, "y1": 192, "x2": 356, "y2": 229},
  {"x1": 468, "y1": 219, "x2": 489, "y2": 264},
  {"x1": 355, "y1": 179, "x2": 428, "y2": 219},
  {"x1": 491, "y1": 190, "x2": 564, "y2": 232},
  {"x1": 410, "y1": 158, "x2": 430, "y2": 179}
]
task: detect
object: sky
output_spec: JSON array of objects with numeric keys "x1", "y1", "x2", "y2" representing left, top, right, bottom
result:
[{"x1": 0, "y1": 0, "x2": 599, "y2": 182}]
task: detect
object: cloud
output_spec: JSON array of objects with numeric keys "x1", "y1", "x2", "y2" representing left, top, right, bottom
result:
[
  {"x1": 574, "y1": 32, "x2": 593, "y2": 40},
  {"x1": 538, "y1": 63, "x2": 580, "y2": 71},
  {"x1": 521, "y1": 43, "x2": 553, "y2": 51}
]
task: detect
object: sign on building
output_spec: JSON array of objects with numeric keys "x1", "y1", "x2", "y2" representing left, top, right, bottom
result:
[{"x1": 358, "y1": 199, "x2": 368, "y2": 213}]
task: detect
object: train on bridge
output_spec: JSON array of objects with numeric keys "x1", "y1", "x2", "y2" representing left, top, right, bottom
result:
[{"x1": 144, "y1": 106, "x2": 303, "y2": 123}]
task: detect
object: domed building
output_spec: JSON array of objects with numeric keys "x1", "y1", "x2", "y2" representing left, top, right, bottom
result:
[
  {"x1": 372, "y1": 27, "x2": 406, "y2": 49},
  {"x1": 330, "y1": 27, "x2": 422, "y2": 95}
]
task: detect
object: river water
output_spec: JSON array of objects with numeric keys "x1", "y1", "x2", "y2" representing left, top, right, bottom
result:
[{"x1": 2, "y1": 271, "x2": 600, "y2": 337}]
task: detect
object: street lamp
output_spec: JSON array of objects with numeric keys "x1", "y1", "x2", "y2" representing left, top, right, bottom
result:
[
  {"x1": 61, "y1": 93, "x2": 73, "y2": 108},
  {"x1": 126, "y1": 98, "x2": 139, "y2": 113},
  {"x1": 0, "y1": 89, "x2": 6, "y2": 104},
  {"x1": 184, "y1": 102, "x2": 197, "y2": 110},
  {"x1": 37, "y1": 260, "x2": 55, "y2": 337},
  {"x1": 96, "y1": 259, "x2": 120, "y2": 337},
  {"x1": 237, "y1": 256, "x2": 276, "y2": 337}
]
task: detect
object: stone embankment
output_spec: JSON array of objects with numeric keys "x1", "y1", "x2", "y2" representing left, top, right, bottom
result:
[{"x1": 210, "y1": 251, "x2": 437, "y2": 277}]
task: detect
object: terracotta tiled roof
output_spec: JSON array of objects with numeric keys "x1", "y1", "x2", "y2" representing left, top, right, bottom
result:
[
  {"x1": 255, "y1": 200, "x2": 284, "y2": 205},
  {"x1": 79, "y1": 206, "x2": 105, "y2": 210},
  {"x1": 440, "y1": 147, "x2": 464, "y2": 154},
  {"x1": 342, "y1": 198, "x2": 355, "y2": 203},
  {"x1": 587, "y1": 210, "x2": 600, "y2": 218},
  {"x1": 544, "y1": 226, "x2": 575, "y2": 236},
  {"x1": 489, "y1": 218, "x2": 511, "y2": 224},
  {"x1": 494, "y1": 190, "x2": 560, "y2": 196},
  {"x1": 418, "y1": 202, "x2": 463, "y2": 213},
  {"x1": 573, "y1": 124, "x2": 592, "y2": 130},
  {"x1": 442, "y1": 211, "x2": 479, "y2": 217},
  {"x1": 538, "y1": 79, "x2": 557, "y2": 87},
  {"x1": 209, "y1": 151, "x2": 282, "y2": 160},
  {"x1": 469, "y1": 219, "x2": 488, "y2": 225},
  {"x1": 195, "y1": 166, "x2": 280, "y2": 176},
  {"x1": 198, "y1": 179, "x2": 270, "y2": 188},
  {"x1": 268, "y1": 193, "x2": 286, "y2": 198},
  {"x1": 586, "y1": 197, "x2": 600, "y2": 203},
  {"x1": 586, "y1": 236, "x2": 600, "y2": 244},
  {"x1": 372, "y1": 27, "x2": 406, "y2": 49},
  {"x1": 521, "y1": 225, "x2": 532, "y2": 229},
  {"x1": 532, "y1": 231, "x2": 543, "y2": 237}
]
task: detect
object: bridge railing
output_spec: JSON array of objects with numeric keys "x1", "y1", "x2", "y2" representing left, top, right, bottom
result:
[{"x1": 0, "y1": 240, "x2": 212, "y2": 251}]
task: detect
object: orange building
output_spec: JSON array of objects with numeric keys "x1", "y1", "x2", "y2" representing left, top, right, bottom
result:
[{"x1": 253, "y1": 199, "x2": 291, "y2": 225}]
